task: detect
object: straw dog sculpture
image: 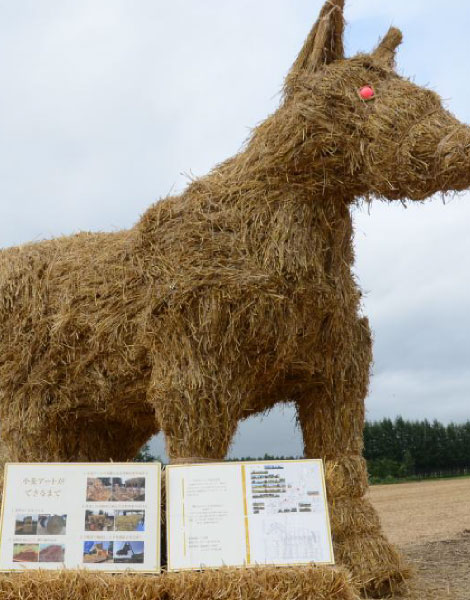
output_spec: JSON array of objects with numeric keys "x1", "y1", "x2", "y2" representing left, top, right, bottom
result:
[{"x1": 0, "y1": 0, "x2": 467, "y2": 595}]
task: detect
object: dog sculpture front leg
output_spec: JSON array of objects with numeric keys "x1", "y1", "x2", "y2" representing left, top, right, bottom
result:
[{"x1": 296, "y1": 318, "x2": 409, "y2": 597}]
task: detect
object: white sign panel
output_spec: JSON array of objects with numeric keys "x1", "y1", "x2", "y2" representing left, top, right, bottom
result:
[
  {"x1": 0, "y1": 463, "x2": 161, "y2": 572},
  {"x1": 166, "y1": 459, "x2": 333, "y2": 570}
]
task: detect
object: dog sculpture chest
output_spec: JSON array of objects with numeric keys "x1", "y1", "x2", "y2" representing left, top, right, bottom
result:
[{"x1": 0, "y1": 1, "x2": 467, "y2": 595}]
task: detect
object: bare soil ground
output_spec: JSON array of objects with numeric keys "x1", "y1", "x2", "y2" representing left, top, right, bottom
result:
[{"x1": 368, "y1": 478, "x2": 470, "y2": 599}]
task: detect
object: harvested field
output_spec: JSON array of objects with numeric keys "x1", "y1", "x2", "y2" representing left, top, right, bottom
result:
[
  {"x1": 115, "y1": 511, "x2": 145, "y2": 531},
  {"x1": 369, "y1": 477, "x2": 470, "y2": 599}
]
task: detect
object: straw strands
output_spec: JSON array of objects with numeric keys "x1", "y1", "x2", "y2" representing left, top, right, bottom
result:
[
  {"x1": 1, "y1": 0, "x2": 468, "y2": 596},
  {"x1": 0, "y1": 566, "x2": 360, "y2": 600}
]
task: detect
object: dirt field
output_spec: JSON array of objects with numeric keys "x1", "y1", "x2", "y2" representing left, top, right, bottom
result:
[{"x1": 369, "y1": 478, "x2": 470, "y2": 599}]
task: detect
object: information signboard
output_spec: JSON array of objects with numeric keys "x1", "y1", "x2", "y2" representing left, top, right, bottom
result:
[
  {"x1": 166, "y1": 459, "x2": 333, "y2": 571},
  {"x1": 0, "y1": 462, "x2": 161, "y2": 572}
]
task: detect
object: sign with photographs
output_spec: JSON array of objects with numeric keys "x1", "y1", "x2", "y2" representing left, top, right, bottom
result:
[
  {"x1": 166, "y1": 459, "x2": 333, "y2": 571},
  {"x1": 0, "y1": 463, "x2": 161, "y2": 572}
]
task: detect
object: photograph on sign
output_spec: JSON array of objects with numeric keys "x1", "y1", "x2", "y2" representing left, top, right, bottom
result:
[
  {"x1": 166, "y1": 459, "x2": 333, "y2": 571},
  {"x1": 0, "y1": 463, "x2": 161, "y2": 572}
]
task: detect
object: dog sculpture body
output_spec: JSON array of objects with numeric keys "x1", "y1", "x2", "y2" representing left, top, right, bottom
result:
[{"x1": 1, "y1": 1, "x2": 468, "y2": 594}]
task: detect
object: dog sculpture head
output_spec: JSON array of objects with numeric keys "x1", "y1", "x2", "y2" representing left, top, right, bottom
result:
[{"x1": 274, "y1": 0, "x2": 470, "y2": 202}]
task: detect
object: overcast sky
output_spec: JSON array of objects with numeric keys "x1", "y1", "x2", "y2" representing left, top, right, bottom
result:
[{"x1": 1, "y1": 1, "x2": 470, "y2": 460}]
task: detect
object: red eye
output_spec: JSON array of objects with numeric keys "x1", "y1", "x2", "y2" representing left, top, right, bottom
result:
[{"x1": 359, "y1": 85, "x2": 375, "y2": 100}]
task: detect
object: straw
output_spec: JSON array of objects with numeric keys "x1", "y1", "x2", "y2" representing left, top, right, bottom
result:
[{"x1": 2, "y1": 0, "x2": 467, "y2": 595}]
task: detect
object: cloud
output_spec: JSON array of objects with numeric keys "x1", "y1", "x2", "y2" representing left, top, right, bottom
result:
[
  {"x1": 367, "y1": 368, "x2": 470, "y2": 424},
  {"x1": 347, "y1": 0, "x2": 440, "y2": 21}
]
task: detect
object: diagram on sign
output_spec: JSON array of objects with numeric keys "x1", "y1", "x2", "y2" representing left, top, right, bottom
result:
[
  {"x1": 166, "y1": 459, "x2": 333, "y2": 570},
  {"x1": 244, "y1": 462, "x2": 332, "y2": 565}
]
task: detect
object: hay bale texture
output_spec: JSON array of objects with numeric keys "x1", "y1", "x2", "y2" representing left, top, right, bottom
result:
[
  {"x1": 0, "y1": 0, "x2": 466, "y2": 595},
  {"x1": 0, "y1": 566, "x2": 360, "y2": 600}
]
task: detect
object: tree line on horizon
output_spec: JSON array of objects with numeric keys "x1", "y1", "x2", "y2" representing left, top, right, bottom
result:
[
  {"x1": 136, "y1": 417, "x2": 470, "y2": 482},
  {"x1": 364, "y1": 417, "x2": 470, "y2": 481}
]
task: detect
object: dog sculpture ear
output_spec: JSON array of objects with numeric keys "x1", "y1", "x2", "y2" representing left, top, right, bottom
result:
[
  {"x1": 371, "y1": 27, "x2": 403, "y2": 68},
  {"x1": 285, "y1": 0, "x2": 345, "y2": 92}
]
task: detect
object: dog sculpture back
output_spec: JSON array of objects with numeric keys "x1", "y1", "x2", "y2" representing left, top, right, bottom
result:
[{"x1": 1, "y1": 1, "x2": 468, "y2": 595}]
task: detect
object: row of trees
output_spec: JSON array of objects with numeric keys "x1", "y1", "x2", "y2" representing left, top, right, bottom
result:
[{"x1": 364, "y1": 417, "x2": 470, "y2": 480}]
